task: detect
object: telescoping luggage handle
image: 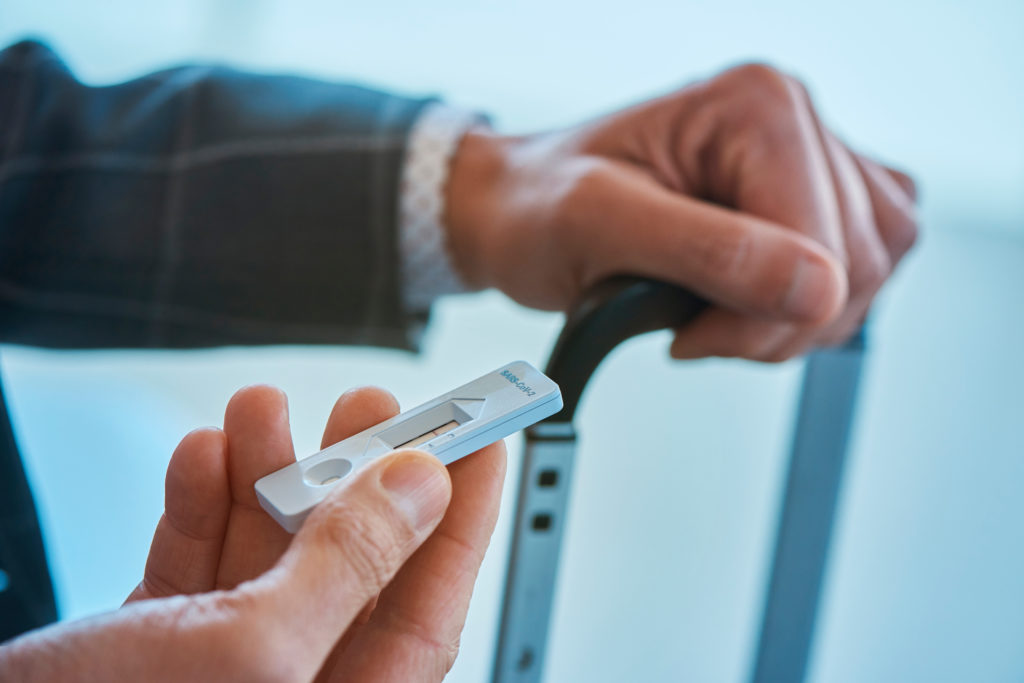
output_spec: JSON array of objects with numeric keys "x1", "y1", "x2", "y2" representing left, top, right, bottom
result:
[{"x1": 492, "y1": 276, "x2": 866, "y2": 683}]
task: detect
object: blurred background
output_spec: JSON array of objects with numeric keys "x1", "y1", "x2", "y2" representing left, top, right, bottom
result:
[{"x1": 1, "y1": 1, "x2": 1022, "y2": 681}]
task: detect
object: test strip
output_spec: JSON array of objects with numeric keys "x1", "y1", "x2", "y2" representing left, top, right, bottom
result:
[
  {"x1": 397, "y1": 421, "x2": 459, "y2": 449},
  {"x1": 255, "y1": 361, "x2": 562, "y2": 532}
]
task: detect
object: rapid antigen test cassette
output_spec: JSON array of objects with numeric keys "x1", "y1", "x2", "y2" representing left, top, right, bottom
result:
[{"x1": 255, "y1": 361, "x2": 562, "y2": 532}]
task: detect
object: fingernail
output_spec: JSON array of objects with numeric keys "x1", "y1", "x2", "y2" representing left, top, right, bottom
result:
[
  {"x1": 783, "y1": 256, "x2": 843, "y2": 321},
  {"x1": 380, "y1": 454, "x2": 450, "y2": 531}
]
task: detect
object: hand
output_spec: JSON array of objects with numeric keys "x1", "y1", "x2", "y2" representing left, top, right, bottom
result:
[
  {"x1": 446, "y1": 63, "x2": 918, "y2": 361},
  {"x1": 0, "y1": 385, "x2": 506, "y2": 682}
]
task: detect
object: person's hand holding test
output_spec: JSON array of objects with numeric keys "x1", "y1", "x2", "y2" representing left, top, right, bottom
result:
[{"x1": 0, "y1": 386, "x2": 505, "y2": 682}]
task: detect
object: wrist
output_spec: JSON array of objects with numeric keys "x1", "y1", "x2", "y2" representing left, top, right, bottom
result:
[{"x1": 444, "y1": 125, "x2": 509, "y2": 291}]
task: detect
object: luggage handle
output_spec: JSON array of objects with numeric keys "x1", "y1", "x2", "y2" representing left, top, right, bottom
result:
[
  {"x1": 543, "y1": 275, "x2": 709, "y2": 422},
  {"x1": 493, "y1": 275, "x2": 864, "y2": 683}
]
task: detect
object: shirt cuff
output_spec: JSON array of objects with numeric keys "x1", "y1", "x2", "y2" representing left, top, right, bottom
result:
[{"x1": 398, "y1": 102, "x2": 487, "y2": 314}]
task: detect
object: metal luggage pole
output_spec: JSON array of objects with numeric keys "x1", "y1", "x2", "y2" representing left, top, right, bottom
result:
[
  {"x1": 491, "y1": 276, "x2": 866, "y2": 683},
  {"x1": 748, "y1": 326, "x2": 865, "y2": 683}
]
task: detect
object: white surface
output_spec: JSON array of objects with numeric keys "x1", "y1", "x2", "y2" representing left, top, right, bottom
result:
[{"x1": 2, "y1": 2, "x2": 1023, "y2": 682}]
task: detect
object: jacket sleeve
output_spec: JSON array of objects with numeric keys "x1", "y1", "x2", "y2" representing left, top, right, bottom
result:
[{"x1": 0, "y1": 40, "x2": 433, "y2": 350}]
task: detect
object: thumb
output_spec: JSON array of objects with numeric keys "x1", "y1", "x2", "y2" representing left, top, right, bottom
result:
[
  {"x1": 251, "y1": 450, "x2": 452, "y2": 666},
  {"x1": 571, "y1": 163, "x2": 848, "y2": 324}
]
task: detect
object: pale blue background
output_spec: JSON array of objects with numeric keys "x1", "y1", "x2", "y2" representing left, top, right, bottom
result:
[{"x1": 2, "y1": 1, "x2": 1023, "y2": 681}]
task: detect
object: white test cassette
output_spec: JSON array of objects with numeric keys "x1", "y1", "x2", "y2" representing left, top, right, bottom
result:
[{"x1": 255, "y1": 360, "x2": 562, "y2": 532}]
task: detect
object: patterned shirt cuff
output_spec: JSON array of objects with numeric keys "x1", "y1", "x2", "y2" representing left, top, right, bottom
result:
[{"x1": 398, "y1": 102, "x2": 487, "y2": 314}]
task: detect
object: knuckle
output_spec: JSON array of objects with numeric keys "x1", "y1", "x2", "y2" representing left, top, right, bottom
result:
[
  {"x1": 732, "y1": 62, "x2": 787, "y2": 88},
  {"x1": 850, "y1": 247, "x2": 891, "y2": 293},
  {"x1": 446, "y1": 639, "x2": 463, "y2": 674},
  {"x1": 714, "y1": 328, "x2": 769, "y2": 360},
  {"x1": 695, "y1": 223, "x2": 753, "y2": 279},
  {"x1": 739, "y1": 334, "x2": 773, "y2": 360},
  {"x1": 730, "y1": 63, "x2": 805, "y2": 110},
  {"x1": 716, "y1": 63, "x2": 812, "y2": 161},
  {"x1": 312, "y1": 498, "x2": 406, "y2": 589},
  {"x1": 549, "y1": 159, "x2": 622, "y2": 286},
  {"x1": 748, "y1": 326, "x2": 797, "y2": 362},
  {"x1": 816, "y1": 319, "x2": 860, "y2": 348},
  {"x1": 819, "y1": 329, "x2": 853, "y2": 348},
  {"x1": 555, "y1": 158, "x2": 616, "y2": 224},
  {"x1": 209, "y1": 586, "x2": 265, "y2": 622},
  {"x1": 377, "y1": 608, "x2": 463, "y2": 675},
  {"x1": 889, "y1": 167, "x2": 919, "y2": 201},
  {"x1": 169, "y1": 593, "x2": 303, "y2": 683},
  {"x1": 760, "y1": 325, "x2": 822, "y2": 362},
  {"x1": 759, "y1": 351, "x2": 789, "y2": 364},
  {"x1": 890, "y1": 215, "x2": 920, "y2": 257}
]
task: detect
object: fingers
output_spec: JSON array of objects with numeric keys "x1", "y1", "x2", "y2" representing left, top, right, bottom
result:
[
  {"x1": 652, "y1": 65, "x2": 917, "y2": 360},
  {"x1": 712, "y1": 64, "x2": 849, "y2": 264},
  {"x1": 251, "y1": 450, "x2": 452, "y2": 676},
  {"x1": 215, "y1": 385, "x2": 297, "y2": 589},
  {"x1": 329, "y1": 441, "x2": 508, "y2": 681},
  {"x1": 321, "y1": 386, "x2": 401, "y2": 449},
  {"x1": 223, "y1": 385, "x2": 296, "y2": 509},
  {"x1": 804, "y1": 131, "x2": 890, "y2": 348},
  {"x1": 316, "y1": 386, "x2": 403, "y2": 657},
  {"x1": 714, "y1": 68, "x2": 915, "y2": 354},
  {"x1": 568, "y1": 160, "x2": 847, "y2": 324},
  {"x1": 760, "y1": 115, "x2": 891, "y2": 356},
  {"x1": 589, "y1": 64, "x2": 846, "y2": 265},
  {"x1": 671, "y1": 309, "x2": 799, "y2": 361},
  {"x1": 126, "y1": 386, "x2": 402, "y2": 604},
  {"x1": 125, "y1": 428, "x2": 230, "y2": 602},
  {"x1": 111, "y1": 387, "x2": 486, "y2": 683},
  {"x1": 854, "y1": 153, "x2": 920, "y2": 263},
  {"x1": 670, "y1": 142, "x2": 917, "y2": 360},
  {"x1": 881, "y1": 164, "x2": 918, "y2": 201},
  {"x1": 726, "y1": 74, "x2": 884, "y2": 357}
]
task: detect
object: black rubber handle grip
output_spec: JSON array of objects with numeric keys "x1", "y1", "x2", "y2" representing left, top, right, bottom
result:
[{"x1": 543, "y1": 276, "x2": 709, "y2": 422}]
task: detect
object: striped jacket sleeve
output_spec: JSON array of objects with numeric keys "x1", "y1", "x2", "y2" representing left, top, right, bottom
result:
[{"x1": 0, "y1": 40, "x2": 433, "y2": 350}]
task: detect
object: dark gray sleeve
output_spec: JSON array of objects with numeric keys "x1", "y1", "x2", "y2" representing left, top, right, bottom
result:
[{"x1": 0, "y1": 40, "x2": 434, "y2": 350}]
